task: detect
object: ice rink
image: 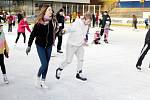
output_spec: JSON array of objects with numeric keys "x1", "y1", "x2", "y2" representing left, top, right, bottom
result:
[{"x1": 0, "y1": 24, "x2": 150, "y2": 100}]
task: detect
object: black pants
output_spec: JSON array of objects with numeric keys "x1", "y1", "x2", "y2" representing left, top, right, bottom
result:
[
  {"x1": 0, "y1": 54, "x2": 6, "y2": 74},
  {"x1": 93, "y1": 21, "x2": 95, "y2": 27},
  {"x1": 70, "y1": 18, "x2": 72, "y2": 23},
  {"x1": 55, "y1": 30, "x2": 63, "y2": 51},
  {"x1": 13, "y1": 21, "x2": 15, "y2": 26},
  {"x1": 145, "y1": 24, "x2": 148, "y2": 29},
  {"x1": 133, "y1": 22, "x2": 137, "y2": 29},
  {"x1": 136, "y1": 43, "x2": 150, "y2": 67},
  {"x1": 100, "y1": 28, "x2": 104, "y2": 37},
  {"x1": 56, "y1": 35, "x2": 62, "y2": 51},
  {"x1": 15, "y1": 32, "x2": 26, "y2": 43},
  {"x1": 73, "y1": 19, "x2": 75, "y2": 22},
  {"x1": 8, "y1": 23, "x2": 12, "y2": 32}
]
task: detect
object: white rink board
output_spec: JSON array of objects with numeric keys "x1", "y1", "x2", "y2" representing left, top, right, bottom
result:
[{"x1": 111, "y1": 18, "x2": 145, "y2": 26}]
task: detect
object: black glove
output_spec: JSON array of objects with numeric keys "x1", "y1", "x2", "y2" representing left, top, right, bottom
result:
[
  {"x1": 26, "y1": 46, "x2": 31, "y2": 55},
  {"x1": 4, "y1": 49, "x2": 9, "y2": 58}
]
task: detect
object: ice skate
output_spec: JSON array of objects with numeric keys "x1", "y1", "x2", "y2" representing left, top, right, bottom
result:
[
  {"x1": 35, "y1": 76, "x2": 41, "y2": 88},
  {"x1": 104, "y1": 40, "x2": 108, "y2": 43},
  {"x1": 3, "y1": 74, "x2": 9, "y2": 84},
  {"x1": 56, "y1": 68, "x2": 63, "y2": 79},
  {"x1": 76, "y1": 70, "x2": 87, "y2": 81},
  {"x1": 136, "y1": 65, "x2": 141, "y2": 70},
  {"x1": 40, "y1": 80, "x2": 48, "y2": 89},
  {"x1": 57, "y1": 50, "x2": 63, "y2": 53}
]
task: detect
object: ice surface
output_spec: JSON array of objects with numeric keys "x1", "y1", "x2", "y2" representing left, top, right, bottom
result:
[{"x1": 0, "y1": 24, "x2": 150, "y2": 100}]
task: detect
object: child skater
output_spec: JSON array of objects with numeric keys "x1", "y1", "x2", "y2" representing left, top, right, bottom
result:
[
  {"x1": 56, "y1": 12, "x2": 92, "y2": 81},
  {"x1": 104, "y1": 21, "x2": 110, "y2": 43},
  {"x1": 15, "y1": 17, "x2": 31, "y2": 44},
  {"x1": 93, "y1": 30, "x2": 100, "y2": 44},
  {"x1": 0, "y1": 24, "x2": 9, "y2": 84},
  {"x1": 136, "y1": 29, "x2": 150, "y2": 70}
]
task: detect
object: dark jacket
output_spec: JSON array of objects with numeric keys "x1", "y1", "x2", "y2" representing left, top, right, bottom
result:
[
  {"x1": 100, "y1": 14, "x2": 111, "y2": 28},
  {"x1": 17, "y1": 13, "x2": 23, "y2": 23},
  {"x1": 56, "y1": 13, "x2": 65, "y2": 29},
  {"x1": 28, "y1": 18, "x2": 59, "y2": 48},
  {"x1": 56, "y1": 13, "x2": 65, "y2": 36},
  {"x1": 145, "y1": 29, "x2": 150, "y2": 44}
]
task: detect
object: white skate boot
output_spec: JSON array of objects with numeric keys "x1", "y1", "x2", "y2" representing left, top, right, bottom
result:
[
  {"x1": 40, "y1": 80, "x2": 48, "y2": 89},
  {"x1": 3, "y1": 74, "x2": 9, "y2": 84},
  {"x1": 35, "y1": 77, "x2": 41, "y2": 88}
]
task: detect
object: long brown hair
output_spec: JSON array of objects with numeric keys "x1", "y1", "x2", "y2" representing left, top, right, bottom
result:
[
  {"x1": 82, "y1": 12, "x2": 92, "y2": 20},
  {"x1": 35, "y1": 4, "x2": 50, "y2": 24}
]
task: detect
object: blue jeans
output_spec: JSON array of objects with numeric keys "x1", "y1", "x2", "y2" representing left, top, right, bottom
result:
[{"x1": 36, "y1": 45, "x2": 52, "y2": 80}]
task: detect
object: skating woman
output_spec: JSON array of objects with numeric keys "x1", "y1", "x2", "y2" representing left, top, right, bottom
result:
[{"x1": 26, "y1": 5, "x2": 59, "y2": 88}]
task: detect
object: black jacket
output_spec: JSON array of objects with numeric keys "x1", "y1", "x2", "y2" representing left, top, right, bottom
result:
[
  {"x1": 145, "y1": 29, "x2": 150, "y2": 44},
  {"x1": 56, "y1": 13, "x2": 65, "y2": 29},
  {"x1": 28, "y1": 18, "x2": 59, "y2": 48},
  {"x1": 100, "y1": 14, "x2": 111, "y2": 28},
  {"x1": 56, "y1": 13, "x2": 65, "y2": 36},
  {"x1": 17, "y1": 13, "x2": 23, "y2": 23}
]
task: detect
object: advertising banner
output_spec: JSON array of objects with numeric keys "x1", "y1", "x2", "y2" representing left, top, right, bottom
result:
[
  {"x1": 40, "y1": 0, "x2": 90, "y2": 3},
  {"x1": 111, "y1": 18, "x2": 145, "y2": 26}
]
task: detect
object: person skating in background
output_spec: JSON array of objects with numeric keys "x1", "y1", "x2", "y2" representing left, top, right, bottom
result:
[
  {"x1": 26, "y1": 5, "x2": 59, "y2": 88},
  {"x1": 0, "y1": 16, "x2": 3, "y2": 23},
  {"x1": 17, "y1": 11, "x2": 23, "y2": 24},
  {"x1": 56, "y1": 12, "x2": 92, "y2": 81},
  {"x1": 2, "y1": 11, "x2": 7, "y2": 23},
  {"x1": 104, "y1": 21, "x2": 110, "y2": 43},
  {"x1": 12, "y1": 14, "x2": 16, "y2": 27},
  {"x1": 77, "y1": 12, "x2": 81, "y2": 19},
  {"x1": 69, "y1": 13, "x2": 72, "y2": 23},
  {"x1": 92, "y1": 13, "x2": 96, "y2": 27},
  {"x1": 7, "y1": 13, "x2": 13, "y2": 32},
  {"x1": 93, "y1": 30, "x2": 100, "y2": 44},
  {"x1": 132, "y1": 15, "x2": 138, "y2": 30},
  {"x1": 15, "y1": 17, "x2": 31, "y2": 44},
  {"x1": 56, "y1": 8, "x2": 65, "y2": 53},
  {"x1": 95, "y1": 13, "x2": 99, "y2": 27},
  {"x1": 72, "y1": 12, "x2": 77, "y2": 22},
  {"x1": 136, "y1": 29, "x2": 150, "y2": 70},
  {"x1": 144, "y1": 16, "x2": 150, "y2": 29},
  {"x1": 0, "y1": 24, "x2": 9, "y2": 84},
  {"x1": 99, "y1": 11, "x2": 111, "y2": 42}
]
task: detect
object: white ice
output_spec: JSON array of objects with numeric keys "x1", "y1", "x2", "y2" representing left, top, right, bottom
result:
[{"x1": 0, "y1": 24, "x2": 150, "y2": 100}]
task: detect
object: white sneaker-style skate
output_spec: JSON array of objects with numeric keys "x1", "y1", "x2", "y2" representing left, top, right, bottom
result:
[
  {"x1": 3, "y1": 74, "x2": 9, "y2": 84},
  {"x1": 35, "y1": 77, "x2": 41, "y2": 88},
  {"x1": 40, "y1": 80, "x2": 48, "y2": 89}
]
